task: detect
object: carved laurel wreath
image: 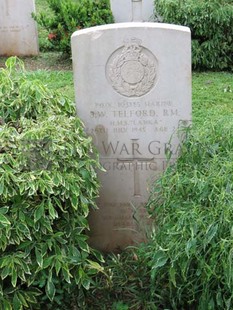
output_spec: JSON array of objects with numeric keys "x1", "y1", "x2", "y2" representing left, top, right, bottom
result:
[{"x1": 107, "y1": 39, "x2": 157, "y2": 97}]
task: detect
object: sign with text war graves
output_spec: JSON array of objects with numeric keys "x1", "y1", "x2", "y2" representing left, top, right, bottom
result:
[
  {"x1": 71, "y1": 23, "x2": 191, "y2": 252},
  {"x1": 0, "y1": 0, "x2": 39, "y2": 56}
]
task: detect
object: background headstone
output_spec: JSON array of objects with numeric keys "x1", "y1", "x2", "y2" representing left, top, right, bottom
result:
[
  {"x1": 0, "y1": 0, "x2": 39, "y2": 56},
  {"x1": 110, "y1": 0, "x2": 155, "y2": 22},
  {"x1": 72, "y1": 23, "x2": 191, "y2": 252}
]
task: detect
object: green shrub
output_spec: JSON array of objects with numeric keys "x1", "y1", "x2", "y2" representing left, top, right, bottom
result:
[
  {"x1": 83, "y1": 251, "x2": 154, "y2": 309},
  {"x1": 154, "y1": 0, "x2": 233, "y2": 70},
  {"x1": 145, "y1": 116, "x2": 233, "y2": 309},
  {"x1": 33, "y1": 0, "x2": 114, "y2": 55},
  {"x1": 0, "y1": 57, "x2": 103, "y2": 309},
  {"x1": 84, "y1": 116, "x2": 233, "y2": 309}
]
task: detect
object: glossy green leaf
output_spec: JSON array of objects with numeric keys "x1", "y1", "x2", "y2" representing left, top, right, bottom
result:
[
  {"x1": 152, "y1": 251, "x2": 168, "y2": 270},
  {"x1": 13, "y1": 293, "x2": 22, "y2": 310},
  {"x1": 34, "y1": 203, "x2": 44, "y2": 222},
  {"x1": 0, "y1": 213, "x2": 10, "y2": 226},
  {"x1": 48, "y1": 202, "x2": 57, "y2": 219},
  {"x1": 0, "y1": 207, "x2": 9, "y2": 215},
  {"x1": 45, "y1": 278, "x2": 55, "y2": 301},
  {"x1": 87, "y1": 260, "x2": 104, "y2": 273},
  {"x1": 1, "y1": 266, "x2": 10, "y2": 280},
  {"x1": 3, "y1": 299, "x2": 12, "y2": 310},
  {"x1": 35, "y1": 248, "x2": 43, "y2": 268},
  {"x1": 11, "y1": 268, "x2": 17, "y2": 288}
]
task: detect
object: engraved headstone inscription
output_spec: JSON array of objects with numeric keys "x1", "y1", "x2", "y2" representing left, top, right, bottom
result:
[
  {"x1": 71, "y1": 23, "x2": 191, "y2": 252},
  {"x1": 110, "y1": 0, "x2": 154, "y2": 23},
  {"x1": 0, "y1": 0, "x2": 39, "y2": 56}
]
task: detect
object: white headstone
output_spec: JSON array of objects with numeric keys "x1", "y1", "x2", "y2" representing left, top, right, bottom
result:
[
  {"x1": 110, "y1": 0, "x2": 154, "y2": 22},
  {"x1": 0, "y1": 0, "x2": 39, "y2": 56},
  {"x1": 71, "y1": 23, "x2": 191, "y2": 252}
]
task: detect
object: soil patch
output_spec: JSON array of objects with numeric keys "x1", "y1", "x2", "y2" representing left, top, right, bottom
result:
[{"x1": 0, "y1": 52, "x2": 72, "y2": 71}]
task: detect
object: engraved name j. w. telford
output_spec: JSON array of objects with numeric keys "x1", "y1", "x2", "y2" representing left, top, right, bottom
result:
[{"x1": 106, "y1": 38, "x2": 158, "y2": 98}]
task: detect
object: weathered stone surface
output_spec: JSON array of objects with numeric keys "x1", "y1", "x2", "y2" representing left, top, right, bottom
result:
[
  {"x1": 110, "y1": 0, "x2": 155, "y2": 22},
  {"x1": 0, "y1": 0, "x2": 39, "y2": 56},
  {"x1": 71, "y1": 23, "x2": 192, "y2": 252}
]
